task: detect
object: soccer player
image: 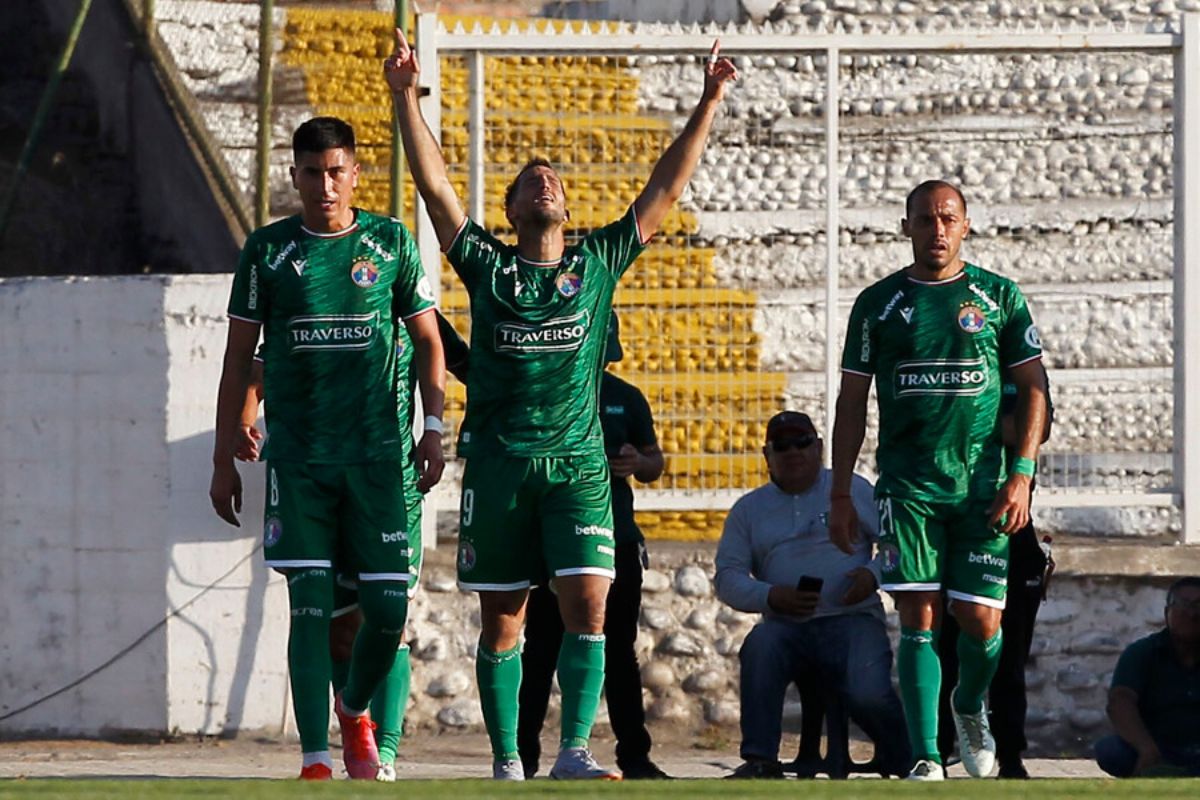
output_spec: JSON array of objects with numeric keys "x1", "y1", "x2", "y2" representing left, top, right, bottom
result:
[
  {"x1": 236, "y1": 312, "x2": 469, "y2": 782},
  {"x1": 383, "y1": 30, "x2": 736, "y2": 780},
  {"x1": 516, "y1": 312, "x2": 669, "y2": 780},
  {"x1": 209, "y1": 116, "x2": 446, "y2": 781},
  {"x1": 828, "y1": 180, "x2": 1048, "y2": 781}
]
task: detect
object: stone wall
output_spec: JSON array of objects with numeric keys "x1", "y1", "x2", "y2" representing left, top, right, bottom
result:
[{"x1": 401, "y1": 539, "x2": 1200, "y2": 758}]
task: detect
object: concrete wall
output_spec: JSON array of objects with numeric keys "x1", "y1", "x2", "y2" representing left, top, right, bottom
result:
[{"x1": 0, "y1": 276, "x2": 288, "y2": 737}]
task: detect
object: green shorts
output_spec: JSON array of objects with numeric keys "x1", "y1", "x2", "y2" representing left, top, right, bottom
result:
[
  {"x1": 333, "y1": 463, "x2": 424, "y2": 616},
  {"x1": 875, "y1": 493, "x2": 1010, "y2": 609},
  {"x1": 456, "y1": 452, "x2": 615, "y2": 591},
  {"x1": 263, "y1": 460, "x2": 410, "y2": 585}
]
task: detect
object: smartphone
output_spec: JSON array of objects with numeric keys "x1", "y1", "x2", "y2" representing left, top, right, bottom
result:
[{"x1": 796, "y1": 575, "x2": 824, "y2": 592}]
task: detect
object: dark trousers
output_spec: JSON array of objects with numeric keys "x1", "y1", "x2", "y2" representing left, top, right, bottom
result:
[
  {"x1": 1095, "y1": 735, "x2": 1200, "y2": 777},
  {"x1": 937, "y1": 521, "x2": 1047, "y2": 764},
  {"x1": 517, "y1": 540, "x2": 653, "y2": 774}
]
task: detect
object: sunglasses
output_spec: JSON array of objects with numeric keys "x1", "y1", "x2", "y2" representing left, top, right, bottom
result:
[{"x1": 769, "y1": 434, "x2": 817, "y2": 453}]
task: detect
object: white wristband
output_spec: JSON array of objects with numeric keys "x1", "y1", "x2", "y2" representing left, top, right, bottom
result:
[{"x1": 423, "y1": 415, "x2": 444, "y2": 435}]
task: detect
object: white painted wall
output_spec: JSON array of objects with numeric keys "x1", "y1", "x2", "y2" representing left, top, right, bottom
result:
[{"x1": 0, "y1": 276, "x2": 288, "y2": 737}]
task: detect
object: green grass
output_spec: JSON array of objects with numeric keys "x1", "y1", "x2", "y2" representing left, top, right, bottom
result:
[{"x1": 2, "y1": 779, "x2": 1199, "y2": 799}]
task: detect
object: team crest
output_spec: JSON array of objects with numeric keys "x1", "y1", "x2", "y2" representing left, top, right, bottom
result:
[
  {"x1": 264, "y1": 517, "x2": 283, "y2": 548},
  {"x1": 1024, "y1": 324, "x2": 1042, "y2": 349},
  {"x1": 555, "y1": 272, "x2": 582, "y2": 298},
  {"x1": 457, "y1": 541, "x2": 477, "y2": 572},
  {"x1": 351, "y1": 260, "x2": 379, "y2": 288},
  {"x1": 957, "y1": 303, "x2": 986, "y2": 334}
]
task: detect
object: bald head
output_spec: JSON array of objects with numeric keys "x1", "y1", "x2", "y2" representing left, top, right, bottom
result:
[{"x1": 906, "y1": 180, "x2": 967, "y2": 218}]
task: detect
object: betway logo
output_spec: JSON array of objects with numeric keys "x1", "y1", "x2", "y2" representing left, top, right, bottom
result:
[
  {"x1": 288, "y1": 312, "x2": 378, "y2": 352},
  {"x1": 968, "y1": 552, "x2": 1008, "y2": 569},
  {"x1": 267, "y1": 240, "x2": 298, "y2": 271},
  {"x1": 380, "y1": 530, "x2": 408, "y2": 544},
  {"x1": 575, "y1": 524, "x2": 613, "y2": 539},
  {"x1": 877, "y1": 289, "x2": 906, "y2": 321},
  {"x1": 495, "y1": 310, "x2": 590, "y2": 353},
  {"x1": 894, "y1": 358, "x2": 988, "y2": 397},
  {"x1": 360, "y1": 233, "x2": 394, "y2": 262}
]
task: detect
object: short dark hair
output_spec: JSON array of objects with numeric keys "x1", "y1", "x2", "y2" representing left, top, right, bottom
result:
[
  {"x1": 1167, "y1": 576, "x2": 1200, "y2": 606},
  {"x1": 292, "y1": 117, "x2": 356, "y2": 161},
  {"x1": 905, "y1": 180, "x2": 967, "y2": 218},
  {"x1": 504, "y1": 157, "x2": 563, "y2": 210}
]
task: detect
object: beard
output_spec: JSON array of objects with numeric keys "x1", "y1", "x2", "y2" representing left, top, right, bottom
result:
[{"x1": 515, "y1": 203, "x2": 566, "y2": 229}]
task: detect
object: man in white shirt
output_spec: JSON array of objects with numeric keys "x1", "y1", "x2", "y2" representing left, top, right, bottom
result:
[{"x1": 715, "y1": 411, "x2": 910, "y2": 778}]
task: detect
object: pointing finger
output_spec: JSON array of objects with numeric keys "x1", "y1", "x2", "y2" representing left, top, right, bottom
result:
[
  {"x1": 708, "y1": 38, "x2": 720, "y2": 65},
  {"x1": 394, "y1": 26, "x2": 410, "y2": 55}
]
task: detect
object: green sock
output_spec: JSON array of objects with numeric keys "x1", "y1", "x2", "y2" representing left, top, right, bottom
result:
[
  {"x1": 343, "y1": 581, "x2": 407, "y2": 712},
  {"x1": 897, "y1": 626, "x2": 942, "y2": 764},
  {"x1": 476, "y1": 642, "x2": 522, "y2": 761},
  {"x1": 954, "y1": 629, "x2": 1003, "y2": 715},
  {"x1": 557, "y1": 633, "x2": 606, "y2": 751},
  {"x1": 286, "y1": 568, "x2": 334, "y2": 754},
  {"x1": 331, "y1": 659, "x2": 350, "y2": 695},
  {"x1": 371, "y1": 644, "x2": 411, "y2": 765}
]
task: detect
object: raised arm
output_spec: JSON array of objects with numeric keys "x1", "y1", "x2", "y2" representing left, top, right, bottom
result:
[
  {"x1": 829, "y1": 371, "x2": 873, "y2": 554},
  {"x1": 384, "y1": 28, "x2": 466, "y2": 251},
  {"x1": 632, "y1": 40, "x2": 737, "y2": 242}
]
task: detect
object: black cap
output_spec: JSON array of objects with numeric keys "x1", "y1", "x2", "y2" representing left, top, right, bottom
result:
[
  {"x1": 605, "y1": 312, "x2": 624, "y2": 363},
  {"x1": 765, "y1": 410, "x2": 816, "y2": 443}
]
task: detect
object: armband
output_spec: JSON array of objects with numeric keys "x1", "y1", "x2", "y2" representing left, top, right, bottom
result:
[{"x1": 1011, "y1": 456, "x2": 1036, "y2": 478}]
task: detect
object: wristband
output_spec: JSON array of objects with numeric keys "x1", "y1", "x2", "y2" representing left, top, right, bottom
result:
[
  {"x1": 423, "y1": 415, "x2": 444, "y2": 435},
  {"x1": 1011, "y1": 456, "x2": 1036, "y2": 477}
]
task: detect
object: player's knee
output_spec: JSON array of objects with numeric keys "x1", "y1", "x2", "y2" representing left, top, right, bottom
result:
[
  {"x1": 953, "y1": 603, "x2": 1002, "y2": 640},
  {"x1": 329, "y1": 610, "x2": 361, "y2": 661},
  {"x1": 558, "y1": 594, "x2": 605, "y2": 634},
  {"x1": 359, "y1": 583, "x2": 409, "y2": 635},
  {"x1": 553, "y1": 575, "x2": 609, "y2": 633}
]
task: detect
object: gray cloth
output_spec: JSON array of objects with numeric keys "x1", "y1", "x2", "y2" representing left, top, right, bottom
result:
[{"x1": 715, "y1": 468, "x2": 884, "y2": 623}]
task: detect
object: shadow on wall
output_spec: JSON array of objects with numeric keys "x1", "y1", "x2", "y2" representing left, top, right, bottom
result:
[{"x1": 165, "y1": 422, "x2": 288, "y2": 737}]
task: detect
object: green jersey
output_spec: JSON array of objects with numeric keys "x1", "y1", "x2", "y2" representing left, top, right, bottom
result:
[
  {"x1": 228, "y1": 210, "x2": 435, "y2": 463},
  {"x1": 446, "y1": 207, "x2": 646, "y2": 457},
  {"x1": 841, "y1": 264, "x2": 1042, "y2": 502}
]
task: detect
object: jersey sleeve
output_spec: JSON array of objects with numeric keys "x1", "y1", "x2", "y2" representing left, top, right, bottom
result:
[
  {"x1": 1001, "y1": 363, "x2": 1053, "y2": 419},
  {"x1": 1110, "y1": 636, "x2": 1154, "y2": 695},
  {"x1": 580, "y1": 206, "x2": 647, "y2": 280},
  {"x1": 840, "y1": 290, "x2": 877, "y2": 375},
  {"x1": 227, "y1": 233, "x2": 266, "y2": 323},
  {"x1": 999, "y1": 283, "x2": 1043, "y2": 368},
  {"x1": 445, "y1": 217, "x2": 505, "y2": 292},
  {"x1": 626, "y1": 384, "x2": 658, "y2": 448},
  {"x1": 391, "y1": 222, "x2": 437, "y2": 321}
]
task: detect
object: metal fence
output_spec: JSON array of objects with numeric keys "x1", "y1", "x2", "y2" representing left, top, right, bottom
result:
[{"x1": 410, "y1": 14, "x2": 1199, "y2": 542}]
